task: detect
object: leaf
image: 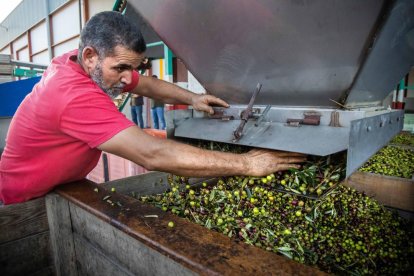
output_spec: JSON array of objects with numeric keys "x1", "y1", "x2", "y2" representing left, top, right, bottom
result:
[
  {"x1": 205, "y1": 219, "x2": 212, "y2": 229},
  {"x1": 245, "y1": 187, "x2": 252, "y2": 199},
  {"x1": 295, "y1": 239, "x2": 304, "y2": 255},
  {"x1": 279, "y1": 250, "x2": 293, "y2": 259},
  {"x1": 277, "y1": 246, "x2": 293, "y2": 252},
  {"x1": 266, "y1": 228, "x2": 276, "y2": 237},
  {"x1": 313, "y1": 207, "x2": 319, "y2": 220},
  {"x1": 289, "y1": 188, "x2": 301, "y2": 194},
  {"x1": 241, "y1": 228, "x2": 249, "y2": 239},
  {"x1": 330, "y1": 174, "x2": 340, "y2": 180},
  {"x1": 209, "y1": 190, "x2": 216, "y2": 202},
  {"x1": 242, "y1": 177, "x2": 249, "y2": 188},
  {"x1": 305, "y1": 215, "x2": 314, "y2": 223}
]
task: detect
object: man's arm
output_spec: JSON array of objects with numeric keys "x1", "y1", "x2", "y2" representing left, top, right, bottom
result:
[
  {"x1": 131, "y1": 75, "x2": 229, "y2": 114},
  {"x1": 98, "y1": 126, "x2": 306, "y2": 177}
]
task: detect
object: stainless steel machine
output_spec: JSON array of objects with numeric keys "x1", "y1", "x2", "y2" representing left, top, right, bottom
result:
[{"x1": 127, "y1": 0, "x2": 414, "y2": 176}]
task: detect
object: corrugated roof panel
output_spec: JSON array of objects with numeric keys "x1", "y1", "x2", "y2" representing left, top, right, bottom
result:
[{"x1": 0, "y1": 0, "x2": 69, "y2": 50}]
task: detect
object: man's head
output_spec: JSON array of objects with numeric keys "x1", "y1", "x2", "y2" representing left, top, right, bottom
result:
[{"x1": 78, "y1": 11, "x2": 146, "y2": 98}]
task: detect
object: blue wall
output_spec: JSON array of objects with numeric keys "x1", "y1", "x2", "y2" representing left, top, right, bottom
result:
[{"x1": 0, "y1": 77, "x2": 41, "y2": 117}]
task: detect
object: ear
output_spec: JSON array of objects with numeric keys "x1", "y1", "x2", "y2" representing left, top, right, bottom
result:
[{"x1": 81, "y1": 46, "x2": 99, "y2": 74}]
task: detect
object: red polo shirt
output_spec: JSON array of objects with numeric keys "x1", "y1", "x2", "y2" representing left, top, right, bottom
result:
[{"x1": 0, "y1": 50, "x2": 138, "y2": 204}]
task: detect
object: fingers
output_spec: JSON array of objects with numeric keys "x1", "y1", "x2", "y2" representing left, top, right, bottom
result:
[
  {"x1": 275, "y1": 151, "x2": 307, "y2": 158},
  {"x1": 244, "y1": 148, "x2": 307, "y2": 176},
  {"x1": 192, "y1": 95, "x2": 229, "y2": 115},
  {"x1": 275, "y1": 163, "x2": 302, "y2": 171},
  {"x1": 247, "y1": 148, "x2": 306, "y2": 160},
  {"x1": 204, "y1": 95, "x2": 230, "y2": 108},
  {"x1": 284, "y1": 156, "x2": 307, "y2": 164},
  {"x1": 193, "y1": 102, "x2": 214, "y2": 114}
]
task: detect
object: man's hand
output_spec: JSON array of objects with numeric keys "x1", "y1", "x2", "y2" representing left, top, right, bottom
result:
[
  {"x1": 242, "y1": 149, "x2": 307, "y2": 176},
  {"x1": 191, "y1": 94, "x2": 229, "y2": 114}
]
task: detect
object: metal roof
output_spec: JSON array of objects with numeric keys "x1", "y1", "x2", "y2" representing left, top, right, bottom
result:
[{"x1": 0, "y1": 0, "x2": 69, "y2": 50}]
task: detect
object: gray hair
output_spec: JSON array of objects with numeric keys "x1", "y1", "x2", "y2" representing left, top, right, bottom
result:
[{"x1": 78, "y1": 11, "x2": 146, "y2": 61}]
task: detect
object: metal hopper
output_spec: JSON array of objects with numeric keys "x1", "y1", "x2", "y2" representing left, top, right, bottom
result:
[{"x1": 126, "y1": 0, "x2": 414, "y2": 176}]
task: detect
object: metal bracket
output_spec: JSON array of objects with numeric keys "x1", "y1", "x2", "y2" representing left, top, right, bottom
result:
[
  {"x1": 233, "y1": 83, "x2": 262, "y2": 141},
  {"x1": 346, "y1": 110, "x2": 404, "y2": 177},
  {"x1": 286, "y1": 111, "x2": 321, "y2": 127}
]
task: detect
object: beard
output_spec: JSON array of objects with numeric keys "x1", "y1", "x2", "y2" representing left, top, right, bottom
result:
[{"x1": 90, "y1": 62, "x2": 125, "y2": 99}]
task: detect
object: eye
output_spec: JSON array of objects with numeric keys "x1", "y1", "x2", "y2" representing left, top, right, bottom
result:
[{"x1": 114, "y1": 65, "x2": 133, "y2": 73}]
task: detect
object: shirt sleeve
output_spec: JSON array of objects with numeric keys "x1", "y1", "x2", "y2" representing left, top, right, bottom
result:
[
  {"x1": 60, "y1": 93, "x2": 135, "y2": 148},
  {"x1": 123, "y1": 70, "x2": 139, "y2": 92}
]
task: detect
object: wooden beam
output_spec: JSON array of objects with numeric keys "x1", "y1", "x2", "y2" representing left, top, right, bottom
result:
[
  {"x1": 0, "y1": 231, "x2": 53, "y2": 275},
  {"x1": 46, "y1": 193, "x2": 78, "y2": 276},
  {"x1": 345, "y1": 171, "x2": 414, "y2": 212},
  {"x1": 0, "y1": 197, "x2": 48, "y2": 243}
]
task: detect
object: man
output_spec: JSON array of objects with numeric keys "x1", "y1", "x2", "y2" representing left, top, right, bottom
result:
[
  {"x1": 150, "y1": 75, "x2": 166, "y2": 130},
  {"x1": 130, "y1": 94, "x2": 145, "y2": 128},
  {"x1": 0, "y1": 11, "x2": 305, "y2": 205}
]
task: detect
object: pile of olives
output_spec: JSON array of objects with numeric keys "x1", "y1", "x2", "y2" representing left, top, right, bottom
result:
[
  {"x1": 139, "y1": 159, "x2": 414, "y2": 275},
  {"x1": 359, "y1": 146, "x2": 414, "y2": 179},
  {"x1": 390, "y1": 132, "x2": 414, "y2": 147}
]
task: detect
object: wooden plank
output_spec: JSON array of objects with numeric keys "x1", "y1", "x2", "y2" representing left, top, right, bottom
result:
[
  {"x1": 69, "y1": 201, "x2": 196, "y2": 276},
  {"x1": 0, "y1": 64, "x2": 13, "y2": 75},
  {"x1": 0, "y1": 54, "x2": 11, "y2": 64},
  {"x1": 31, "y1": 266, "x2": 55, "y2": 276},
  {"x1": 101, "y1": 171, "x2": 213, "y2": 196},
  {"x1": 101, "y1": 171, "x2": 170, "y2": 196},
  {"x1": 46, "y1": 193, "x2": 77, "y2": 276},
  {"x1": 73, "y1": 233, "x2": 135, "y2": 276},
  {"x1": 345, "y1": 171, "x2": 414, "y2": 211},
  {"x1": 0, "y1": 197, "x2": 48, "y2": 244},
  {"x1": 0, "y1": 231, "x2": 53, "y2": 275}
]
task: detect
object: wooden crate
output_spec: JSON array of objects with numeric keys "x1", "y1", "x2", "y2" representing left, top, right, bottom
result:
[
  {"x1": 0, "y1": 197, "x2": 54, "y2": 275},
  {"x1": 47, "y1": 179, "x2": 325, "y2": 275},
  {"x1": 345, "y1": 171, "x2": 414, "y2": 212}
]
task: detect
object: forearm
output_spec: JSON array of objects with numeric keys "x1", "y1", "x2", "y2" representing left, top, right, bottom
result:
[
  {"x1": 99, "y1": 127, "x2": 305, "y2": 178},
  {"x1": 132, "y1": 75, "x2": 196, "y2": 105},
  {"x1": 142, "y1": 139, "x2": 250, "y2": 177},
  {"x1": 99, "y1": 127, "x2": 250, "y2": 177}
]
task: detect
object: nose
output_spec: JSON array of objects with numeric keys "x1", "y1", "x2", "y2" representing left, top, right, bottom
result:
[{"x1": 120, "y1": 70, "x2": 132, "y2": 85}]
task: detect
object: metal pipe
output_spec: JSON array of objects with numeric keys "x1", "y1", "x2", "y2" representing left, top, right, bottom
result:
[
  {"x1": 44, "y1": 0, "x2": 53, "y2": 60},
  {"x1": 146, "y1": 41, "x2": 164, "y2": 48},
  {"x1": 11, "y1": 60, "x2": 48, "y2": 70}
]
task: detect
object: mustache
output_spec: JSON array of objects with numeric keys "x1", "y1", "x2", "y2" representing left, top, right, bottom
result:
[{"x1": 113, "y1": 83, "x2": 126, "y2": 89}]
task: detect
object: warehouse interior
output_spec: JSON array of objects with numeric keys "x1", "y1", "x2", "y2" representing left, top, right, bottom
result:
[{"x1": 0, "y1": 0, "x2": 413, "y2": 275}]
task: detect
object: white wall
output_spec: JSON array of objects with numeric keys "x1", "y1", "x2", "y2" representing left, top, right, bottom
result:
[
  {"x1": 0, "y1": 45, "x2": 11, "y2": 55},
  {"x1": 52, "y1": 0, "x2": 80, "y2": 45},
  {"x1": 32, "y1": 51, "x2": 49, "y2": 65},
  {"x1": 30, "y1": 21, "x2": 48, "y2": 55},
  {"x1": 17, "y1": 47, "x2": 30, "y2": 61},
  {"x1": 88, "y1": 0, "x2": 113, "y2": 16},
  {"x1": 12, "y1": 35, "x2": 28, "y2": 60},
  {"x1": 188, "y1": 71, "x2": 206, "y2": 94},
  {"x1": 53, "y1": 36, "x2": 79, "y2": 56},
  {"x1": 151, "y1": 59, "x2": 163, "y2": 80}
]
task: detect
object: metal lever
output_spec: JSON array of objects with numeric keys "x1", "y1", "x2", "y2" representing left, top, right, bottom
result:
[{"x1": 233, "y1": 83, "x2": 262, "y2": 141}]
